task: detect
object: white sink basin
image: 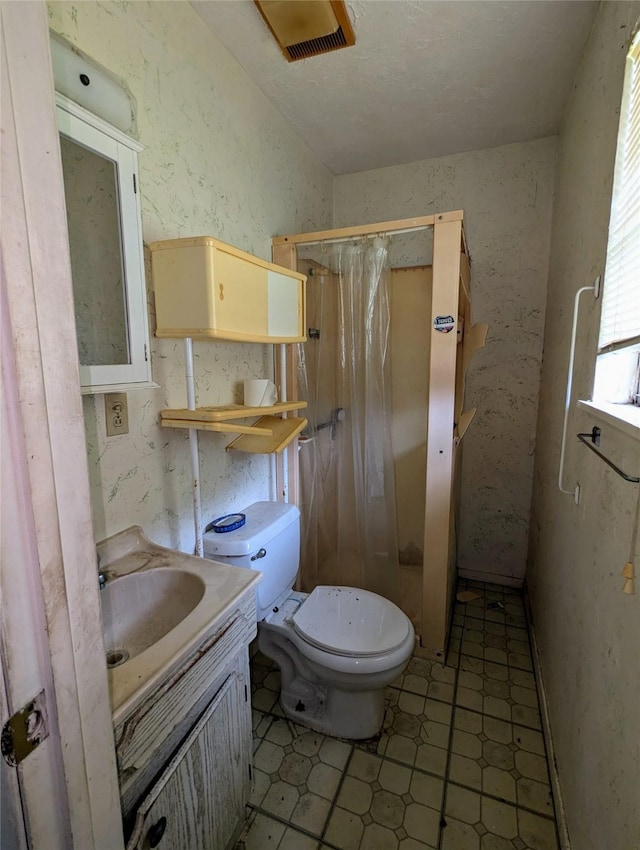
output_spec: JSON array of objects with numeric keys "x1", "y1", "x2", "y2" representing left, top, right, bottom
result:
[
  {"x1": 96, "y1": 526, "x2": 261, "y2": 725},
  {"x1": 102, "y1": 569, "x2": 206, "y2": 666}
]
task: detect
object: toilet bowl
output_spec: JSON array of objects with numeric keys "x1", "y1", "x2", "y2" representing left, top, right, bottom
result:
[{"x1": 203, "y1": 501, "x2": 414, "y2": 739}]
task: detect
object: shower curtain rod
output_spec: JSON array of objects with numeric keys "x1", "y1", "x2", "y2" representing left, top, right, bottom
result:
[
  {"x1": 272, "y1": 210, "x2": 464, "y2": 248},
  {"x1": 290, "y1": 224, "x2": 432, "y2": 249}
]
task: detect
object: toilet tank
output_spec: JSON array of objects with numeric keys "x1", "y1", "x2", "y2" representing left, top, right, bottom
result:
[{"x1": 203, "y1": 501, "x2": 300, "y2": 619}]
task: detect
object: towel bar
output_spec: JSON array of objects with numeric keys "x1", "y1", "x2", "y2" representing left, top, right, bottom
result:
[{"x1": 576, "y1": 430, "x2": 640, "y2": 483}]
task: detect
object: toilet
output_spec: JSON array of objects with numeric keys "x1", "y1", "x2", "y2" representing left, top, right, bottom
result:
[{"x1": 203, "y1": 501, "x2": 415, "y2": 739}]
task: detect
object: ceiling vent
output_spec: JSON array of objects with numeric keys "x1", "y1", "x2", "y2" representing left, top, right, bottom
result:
[{"x1": 254, "y1": 0, "x2": 355, "y2": 62}]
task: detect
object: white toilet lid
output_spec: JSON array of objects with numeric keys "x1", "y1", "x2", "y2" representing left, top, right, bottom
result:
[{"x1": 292, "y1": 586, "x2": 411, "y2": 657}]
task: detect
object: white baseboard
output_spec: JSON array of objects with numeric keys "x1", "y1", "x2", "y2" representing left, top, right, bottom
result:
[
  {"x1": 524, "y1": 587, "x2": 571, "y2": 850},
  {"x1": 458, "y1": 568, "x2": 523, "y2": 588}
]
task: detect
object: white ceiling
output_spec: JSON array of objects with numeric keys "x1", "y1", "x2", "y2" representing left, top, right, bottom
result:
[{"x1": 192, "y1": 0, "x2": 598, "y2": 175}]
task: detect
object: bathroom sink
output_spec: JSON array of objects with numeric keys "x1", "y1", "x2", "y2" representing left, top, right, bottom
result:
[
  {"x1": 96, "y1": 525, "x2": 261, "y2": 725},
  {"x1": 101, "y1": 569, "x2": 206, "y2": 667}
]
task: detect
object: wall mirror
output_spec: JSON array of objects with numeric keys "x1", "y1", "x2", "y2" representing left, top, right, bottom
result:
[{"x1": 56, "y1": 93, "x2": 153, "y2": 393}]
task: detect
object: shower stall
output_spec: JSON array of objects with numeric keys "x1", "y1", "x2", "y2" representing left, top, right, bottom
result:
[{"x1": 272, "y1": 212, "x2": 486, "y2": 659}]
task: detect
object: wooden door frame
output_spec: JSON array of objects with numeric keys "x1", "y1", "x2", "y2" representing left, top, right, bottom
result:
[
  {"x1": 272, "y1": 211, "x2": 474, "y2": 658},
  {"x1": 1, "y1": 3, "x2": 123, "y2": 847}
]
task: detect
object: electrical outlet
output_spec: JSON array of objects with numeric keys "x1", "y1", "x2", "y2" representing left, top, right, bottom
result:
[{"x1": 105, "y1": 392, "x2": 129, "y2": 436}]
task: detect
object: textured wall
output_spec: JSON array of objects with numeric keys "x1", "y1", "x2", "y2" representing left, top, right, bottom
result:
[
  {"x1": 527, "y1": 3, "x2": 640, "y2": 848},
  {"x1": 48, "y1": 1, "x2": 332, "y2": 550},
  {"x1": 334, "y1": 139, "x2": 557, "y2": 582}
]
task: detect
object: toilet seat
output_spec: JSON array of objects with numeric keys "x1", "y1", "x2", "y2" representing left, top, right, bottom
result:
[
  {"x1": 292, "y1": 586, "x2": 411, "y2": 658},
  {"x1": 262, "y1": 596, "x2": 415, "y2": 677}
]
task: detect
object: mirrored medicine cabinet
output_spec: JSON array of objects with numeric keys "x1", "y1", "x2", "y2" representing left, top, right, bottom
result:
[{"x1": 56, "y1": 93, "x2": 153, "y2": 394}]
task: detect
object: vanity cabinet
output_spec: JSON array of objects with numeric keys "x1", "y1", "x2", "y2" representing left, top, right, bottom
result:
[
  {"x1": 125, "y1": 660, "x2": 251, "y2": 850},
  {"x1": 116, "y1": 589, "x2": 256, "y2": 850}
]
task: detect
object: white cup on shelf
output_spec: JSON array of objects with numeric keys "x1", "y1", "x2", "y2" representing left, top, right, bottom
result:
[{"x1": 243, "y1": 378, "x2": 277, "y2": 407}]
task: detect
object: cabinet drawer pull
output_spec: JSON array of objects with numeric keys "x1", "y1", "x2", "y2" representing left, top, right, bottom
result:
[{"x1": 147, "y1": 816, "x2": 167, "y2": 847}]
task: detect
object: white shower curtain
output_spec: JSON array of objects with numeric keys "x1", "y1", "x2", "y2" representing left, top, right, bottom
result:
[{"x1": 297, "y1": 236, "x2": 400, "y2": 603}]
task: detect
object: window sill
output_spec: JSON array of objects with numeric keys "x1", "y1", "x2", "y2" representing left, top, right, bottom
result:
[{"x1": 577, "y1": 400, "x2": 640, "y2": 441}]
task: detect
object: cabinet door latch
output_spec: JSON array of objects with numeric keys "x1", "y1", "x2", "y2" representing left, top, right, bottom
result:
[{"x1": 1, "y1": 690, "x2": 49, "y2": 766}]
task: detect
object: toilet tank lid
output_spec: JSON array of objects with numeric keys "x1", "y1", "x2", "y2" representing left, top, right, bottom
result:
[
  {"x1": 203, "y1": 501, "x2": 299, "y2": 557},
  {"x1": 293, "y1": 586, "x2": 411, "y2": 657}
]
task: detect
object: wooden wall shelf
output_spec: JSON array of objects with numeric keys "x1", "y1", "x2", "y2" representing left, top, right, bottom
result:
[
  {"x1": 225, "y1": 416, "x2": 307, "y2": 455},
  {"x1": 160, "y1": 401, "x2": 306, "y2": 424},
  {"x1": 159, "y1": 402, "x2": 308, "y2": 452}
]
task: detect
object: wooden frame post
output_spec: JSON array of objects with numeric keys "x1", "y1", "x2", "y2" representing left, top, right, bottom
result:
[{"x1": 421, "y1": 217, "x2": 462, "y2": 658}]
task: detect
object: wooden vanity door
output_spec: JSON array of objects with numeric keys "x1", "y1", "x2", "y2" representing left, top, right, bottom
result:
[{"x1": 125, "y1": 668, "x2": 251, "y2": 850}]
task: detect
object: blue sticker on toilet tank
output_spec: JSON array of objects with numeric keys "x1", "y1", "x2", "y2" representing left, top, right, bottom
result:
[{"x1": 434, "y1": 315, "x2": 455, "y2": 333}]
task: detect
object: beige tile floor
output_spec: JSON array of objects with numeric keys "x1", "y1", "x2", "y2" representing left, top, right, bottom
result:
[{"x1": 236, "y1": 580, "x2": 559, "y2": 850}]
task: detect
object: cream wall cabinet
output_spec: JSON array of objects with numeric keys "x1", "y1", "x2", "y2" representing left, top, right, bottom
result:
[{"x1": 150, "y1": 236, "x2": 307, "y2": 343}]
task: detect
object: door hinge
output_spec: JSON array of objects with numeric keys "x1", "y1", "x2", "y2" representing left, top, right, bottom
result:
[
  {"x1": 244, "y1": 684, "x2": 248, "y2": 702},
  {"x1": 1, "y1": 691, "x2": 49, "y2": 767},
  {"x1": 144, "y1": 343, "x2": 148, "y2": 362},
  {"x1": 133, "y1": 173, "x2": 137, "y2": 194},
  {"x1": 248, "y1": 763, "x2": 252, "y2": 780}
]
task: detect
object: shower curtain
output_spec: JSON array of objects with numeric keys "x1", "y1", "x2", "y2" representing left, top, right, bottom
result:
[{"x1": 297, "y1": 236, "x2": 401, "y2": 603}]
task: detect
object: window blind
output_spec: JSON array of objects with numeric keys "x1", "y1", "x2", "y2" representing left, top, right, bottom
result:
[{"x1": 599, "y1": 31, "x2": 640, "y2": 354}]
